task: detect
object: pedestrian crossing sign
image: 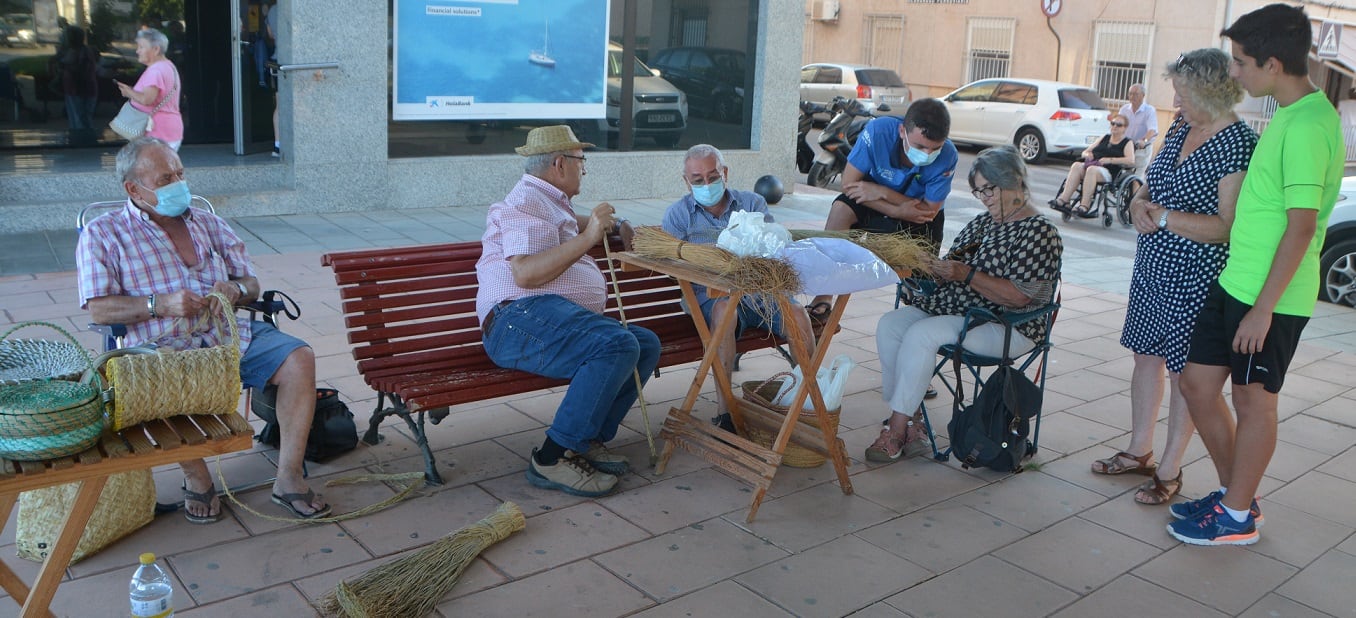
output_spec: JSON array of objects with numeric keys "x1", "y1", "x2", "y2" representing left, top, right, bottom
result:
[{"x1": 1318, "y1": 20, "x2": 1341, "y2": 59}]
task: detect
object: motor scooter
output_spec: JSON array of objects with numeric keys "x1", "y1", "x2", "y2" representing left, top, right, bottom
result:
[
  {"x1": 796, "y1": 100, "x2": 826, "y2": 174},
  {"x1": 807, "y1": 96, "x2": 888, "y2": 188}
]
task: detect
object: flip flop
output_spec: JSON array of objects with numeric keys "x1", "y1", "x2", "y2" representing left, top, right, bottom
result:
[
  {"x1": 271, "y1": 489, "x2": 333, "y2": 519},
  {"x1": 805, "y1": 301, "x2": 832, "y2": 325},
  {"x1": 182, "y1": 486, "x2": 223, "y2": 525}
]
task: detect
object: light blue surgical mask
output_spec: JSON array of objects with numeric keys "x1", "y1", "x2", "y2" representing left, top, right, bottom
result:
[
  {"x1": 691, "y1": 178, "x2": 726, "y2": 208},
  {"x1": 140, "y1": 180, "x2": 192, "y2": 217},
  {"x1": 906, "y1": 141, "x2": 941, "y2": 167}
]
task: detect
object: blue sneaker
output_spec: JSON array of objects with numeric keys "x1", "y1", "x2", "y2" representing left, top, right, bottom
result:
[
  {"x1": 1169, "y1": 491, "x2": 1264, "y2": 527},
  {"x1": 1167, "y1": 504, "x2": 1259, "y2": 546}
]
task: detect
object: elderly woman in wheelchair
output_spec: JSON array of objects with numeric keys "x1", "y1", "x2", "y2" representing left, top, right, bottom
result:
[
  {"x1": 1049, "y1": 113, "x2": 1136, "y2": 220},
  {"x1": 868, "y1": 146, "x2": 1063, "y2": 461}
]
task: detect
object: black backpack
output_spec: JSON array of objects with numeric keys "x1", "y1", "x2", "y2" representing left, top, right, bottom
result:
[
  {"x1": 253, "y1": 386, "x2": 359, "y2": 462},
  {"x1": 946, "y1": 331, "x2": 1043, "y2": 472}
]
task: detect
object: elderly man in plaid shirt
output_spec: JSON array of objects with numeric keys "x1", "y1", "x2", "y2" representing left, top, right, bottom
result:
[
  {"x1": 476, "y1": 125, "x2": 660, "y2": 498},
  {"x1": 76, "y1": 136, "x2": 330, "y2": 522}
]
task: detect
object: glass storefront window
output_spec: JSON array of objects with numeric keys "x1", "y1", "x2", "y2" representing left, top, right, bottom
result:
[{"x1": 387, "y1": 0, "x2": 757, "y2": 158}]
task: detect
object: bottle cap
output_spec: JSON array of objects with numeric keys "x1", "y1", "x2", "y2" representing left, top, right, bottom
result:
[{"x1": 139, "y1": 552, "x2": 155, "y2": 565}]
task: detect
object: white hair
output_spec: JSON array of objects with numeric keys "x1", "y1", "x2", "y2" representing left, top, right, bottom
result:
[{"x1": 684, "y1": 144, "x2": 726, "y2": 169}]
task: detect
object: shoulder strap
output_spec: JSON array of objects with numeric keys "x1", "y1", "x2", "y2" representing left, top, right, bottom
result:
[{"x1": 151, "y1": 64, "x2": 180, "y2": 114}]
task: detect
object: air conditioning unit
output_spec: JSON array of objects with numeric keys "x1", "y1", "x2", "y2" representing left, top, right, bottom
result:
[{"x1": 812, "y1": 0, "x2": 839, "y2": 22}]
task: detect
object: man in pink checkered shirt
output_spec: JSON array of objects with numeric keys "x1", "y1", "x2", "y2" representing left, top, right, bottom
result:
[
  {"x1": 76, "y1": 137, "x2": 331, "y2": 522},
  {"x1": 477, "y1": 125, "x2": 659, "y2": 498}
]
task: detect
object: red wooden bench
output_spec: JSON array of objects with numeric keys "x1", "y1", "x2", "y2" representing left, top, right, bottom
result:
[{"x1": 321, "y1": 238, "x2": 809, "y2": 484}]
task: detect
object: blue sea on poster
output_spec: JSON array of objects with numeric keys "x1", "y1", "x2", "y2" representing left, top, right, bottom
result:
[{"x1": 394, "y1": 0, "x2": 609, "y2": 120}]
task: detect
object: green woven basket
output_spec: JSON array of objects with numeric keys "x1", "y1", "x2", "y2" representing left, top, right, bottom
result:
[{"x1": 0, "y1": 378, "x2": 106, "y2": 460}]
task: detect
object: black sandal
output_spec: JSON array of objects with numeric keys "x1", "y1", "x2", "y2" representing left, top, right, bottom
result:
[{"x1": 805, "y1": 301, "x2": 832, "y2": 325}]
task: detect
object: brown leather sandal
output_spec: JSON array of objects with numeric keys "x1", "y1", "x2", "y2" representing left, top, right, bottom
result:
[
  {"x1": 1135, "y1": 471, "x2": 1183, "y2": 505},
  {"x1": 1090, "y1": 450, "x2": 1156, "y2": 476}
]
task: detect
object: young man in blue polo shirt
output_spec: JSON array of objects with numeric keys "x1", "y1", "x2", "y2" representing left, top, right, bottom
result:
[{"x1": 808, "y1": 98, "x2": 959, "y2": 319}]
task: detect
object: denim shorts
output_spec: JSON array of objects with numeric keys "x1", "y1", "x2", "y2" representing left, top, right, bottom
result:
[
  {"x1": 239, "y1": 321, "x2": 309, "y2": 390},
  {"x1": 697, "y1": 294, "x2": 786, "y2": 339}
]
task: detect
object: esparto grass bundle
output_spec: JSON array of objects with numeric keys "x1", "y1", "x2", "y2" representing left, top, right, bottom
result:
[
  {"x1": 789, "y1": 229, "x2": 934, "y2": 275},
  {"x1": 630, "y1": 226, "x2": 801, "y2": 296},
  {"x1": 318, "y1": 501, "x2": 526, "y2": 617}
]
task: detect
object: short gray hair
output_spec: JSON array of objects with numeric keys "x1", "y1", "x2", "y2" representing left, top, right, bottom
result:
[
  {"x1": 968, "y1": 145, "x2": 1029, "y2": 196},
  {"x1": 115, "y1": 136, "x2": 172, "y2": 183},
  {"x1": 136, "y1": 28, "x2": 169, "y2": 55},
  {"x1": 1165, "y1": 48, "x2": 1242, "y2": 119},
  {"x1": 524, "y1": 153, "x2": 557, "y2": 176},
  {"x1": 684, "y1": 144, "x2": 726, "y2": 169}
]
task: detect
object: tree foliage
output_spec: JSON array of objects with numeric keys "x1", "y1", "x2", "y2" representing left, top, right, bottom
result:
[
  {"x1": 87, "y1": 0, "x2": 120, "y2": 52},
  {"x1": 136, "y1": 0, "x2": 183, "y2": 24}
]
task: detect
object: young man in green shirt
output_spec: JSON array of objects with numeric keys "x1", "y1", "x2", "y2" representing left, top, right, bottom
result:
[{"x1": 1170, "y1": 4, "x2": 1344, "y2": 546}]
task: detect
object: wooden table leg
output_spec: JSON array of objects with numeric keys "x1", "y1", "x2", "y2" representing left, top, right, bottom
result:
[
  {"x1": 20, "y1": 476, "x2": 107, "y2": 617},
  {"x1": 0, "y1": 492, "x2": 36, "y2": 607}
]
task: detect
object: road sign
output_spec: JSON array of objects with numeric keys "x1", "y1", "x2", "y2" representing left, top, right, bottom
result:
[
  {"x1": 1318, "y1": 20, "x2": 1342, "y2": 60},
  {"x1": 1041, "y1": 0, "x2": 1062, "y2": 18}
]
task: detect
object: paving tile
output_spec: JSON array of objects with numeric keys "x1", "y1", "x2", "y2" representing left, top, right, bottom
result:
[
  {"x1": 1277, "y1": 416, "x2": 1356, "y2": 456},
  {"x1": 843, "y1": 602, "x2": 910, "y2": 617},
  {"x1": 1274, "y1": 373, "x2": 1348, "y2": 404},
  {"x1": 994, "y1": 516, "x2": 1162, "y2": 593},
  {"x1": 1080, "y1": 492, "x2": 1191, "y2": 550},
  {"x1": 480, "y1": 502, "x2": 648, "y2": 578},
  {"x1": 1049, "y1": 574, "x2": 1227, "y2": 618},
  {"x1": 733, "y1": 482, "x2": 898, "y2": 553},
  {"x1": 0, "y1": 544, "x2": 53, "y2": 602},
  {"x1": 339, "y1": 484, "x2": 503, "y2": 556},
  {"x1": 1029, "y1": 411, "x2": 1127, "y2": 457},
  {"x1": 292, "y1": 552, "x2": 503, "y2": 606},
  {"x1": 67, "y1": 508, "x2": 253, "y2": 579},
  {"x1": 47, "y1": 559, "x2": 196, "y2": 616},
  {"x1": 1061, "y1": 392, "x2": 1135, "y2": 431},
  {"x1": 378, "y1": 439, "x2": 527, "y2": 491},
  {"x1": 628, "y1": 580, "x2": 792, "y2": 618},
  {"x1": 440, "y1": 559, "x2": 652, "y2": 616},
  {"x1": 1267, "y1": 470, "x2": 1356, "y2": 528},
  {"x1": 737, "y1": 535, "x2": 930, "y2": 618},
  {"x1": 176, "y1": 584, "x2": 319, "y2": 617},
  {"x1": 1265, "y1": 439, "x2": 1335, "y2": 483},
  {"x1": 847, "y1": 456, "x2": 987, "y2": 515},
  {"x1": 1041, "y1": 444, "x2": 1153, "y2": 498},
  {"x1": 1238, "y1": 592, "x2": 1338, "y2": 618},
  {"x1": 883, "y1": 555, "x2": 1076, "y2": 617},
  {"x1": 1244, "y1": 499, "x2": 1354, "y2": 568},
  {"x1": 854, "y1": 503, "x2": 1027, "y2": 573},
  {"x1": 954, "y1": 471, "x2": 1108, "y2": 532},
  {"x1": 1133, "y1": 544, "x2": 1299, "y2": 615},
  {"x1": 169, "y1": 524, "x2": 369, "y2": 605},
  {"x1": 764, "y1": 457, "x2": 857, "y2": 498},
  {"x1": 226, "y1": 467, "x2": 402, "y2": 537},
  {"x1": 1275, "y1": 549, "x2": 1356, "y2": 617},
  {"x1": 600, "y1": 467, "x2": 762, "y2": 535},
  {"x1": 1299, "y1": 392, "x2": 1356, "y2": 427},
  {"x1": 594, "y1": 518, "x2": 789, "y2": 602},
  {"x1": 1318, "y1": 445, "x2": 1356, "y2": 484}
]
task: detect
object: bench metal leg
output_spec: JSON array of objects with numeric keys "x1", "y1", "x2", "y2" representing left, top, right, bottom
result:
[{"x1": 369, "y1": 394, "x2": 445, "y2": 486}]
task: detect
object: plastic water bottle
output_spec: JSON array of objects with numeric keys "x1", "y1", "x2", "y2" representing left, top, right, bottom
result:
[{"x1": 130, "y1": 552, "x2": 174, "y2": 617}]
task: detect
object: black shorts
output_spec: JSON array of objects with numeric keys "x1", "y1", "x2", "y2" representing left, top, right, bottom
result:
[
  {"x1": 1186, "y1": 282, "x2": 1309, "y2": 394},
  {"x1": 836, "y1": 192, "x2": 944, "y2": 254}
]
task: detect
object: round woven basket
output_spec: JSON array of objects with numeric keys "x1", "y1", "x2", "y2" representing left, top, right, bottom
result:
[
  {"x1": 0, "y1": 322, "x2": 94, "y2": 386},
  {"x1": 0, "y1": 379, "x2": 105, "y2": 461},
  {"x1": 740, "y1": 378, "x2": 841, "y2": 468}
]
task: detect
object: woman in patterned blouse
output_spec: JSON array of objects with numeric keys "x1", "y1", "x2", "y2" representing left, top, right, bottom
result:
[{"x1": 868, "y1": 145, "x2": 1063, "y2": 462}]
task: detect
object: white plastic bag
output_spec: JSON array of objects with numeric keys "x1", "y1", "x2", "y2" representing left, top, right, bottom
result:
[
  {"x1": 779, "y1": 237, "x2": 900, "y2": 296},
  {"x1": 772, "y1": 353, "x2": 856, "y2": 412},
  {"x1": 716, "y1": 211, "x2": 792, "y2": 257}
]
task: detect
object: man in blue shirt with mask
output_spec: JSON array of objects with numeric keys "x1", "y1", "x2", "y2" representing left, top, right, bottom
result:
[
  {"x1": 663, "y1": 144, "x2": 815, "y2": 432},
  {"x1": 807, "y1": 98, "x2": 959, "y2": 319}
]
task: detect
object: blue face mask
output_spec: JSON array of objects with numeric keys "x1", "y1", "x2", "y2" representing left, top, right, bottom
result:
[
  {"x1": 144, "y1": 180, "x2": 192, "y2": 217},
  {"x1": 906, "y1": 141, "x2": 941, "y2": 167},
  {"x1": 691, "y1": 178, "x2": 726, "y2": 207}
]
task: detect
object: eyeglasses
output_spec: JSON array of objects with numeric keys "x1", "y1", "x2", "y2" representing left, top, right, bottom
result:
[
  {"x1": 1175, "y1": 53, "x2": 1196, "y2": 74},
  {"x1": 1110, "y1": 122, "x2": 1127, "y2": 127},
  {"x1": 560, "y1": 154, "x2": 586, "y2": 164},
  {"x1": 971, "y1": 184, "x2": 997, "y2": 199}
]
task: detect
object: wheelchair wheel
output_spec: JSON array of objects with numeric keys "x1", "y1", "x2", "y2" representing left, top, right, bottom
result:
[{"x1": 1102, "y1": 210, "x2": 1114, "y2": 228}]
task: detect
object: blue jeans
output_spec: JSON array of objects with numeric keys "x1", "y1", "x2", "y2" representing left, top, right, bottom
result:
[{"x1": 482, "y1": 294, "x2": 661, "y2": 452}]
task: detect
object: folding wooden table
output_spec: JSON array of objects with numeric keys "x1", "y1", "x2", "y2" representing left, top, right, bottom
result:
[
  {"x1": 614, "y1": 252, "x2": 853, "y2": 522},
  {"x1": 0, "y1": 412, "x2": 254, "y2": 617}
]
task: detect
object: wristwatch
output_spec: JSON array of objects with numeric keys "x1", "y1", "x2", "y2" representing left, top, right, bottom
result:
[
  {"x1": 233, "y1": 280, "x2": 249, "y2": 300},
  {"x1": 1157, "y1": 210, "x2": 1169, "y2": 230},
  {"x1": 613, "y1": 218, "x2": 629, "y2": 233}
]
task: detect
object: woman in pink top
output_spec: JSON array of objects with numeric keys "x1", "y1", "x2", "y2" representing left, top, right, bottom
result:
[{"x1": 116, "y1": 28, "x2": 182, "y2": 149}]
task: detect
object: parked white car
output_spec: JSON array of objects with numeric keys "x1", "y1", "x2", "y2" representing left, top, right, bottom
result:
[
  {"x1": 600, "y1": 42, "x2": 687, "y2": 148},
  {"x1": 942, "y1": 78, "x2": 1111, "y2": 164},
  {"x1": 1321, "y1": 176, "x2": 1356, "y2": 307},
  {"x1": 800, "y1": 63, "x2": 910, "y2": 120}
]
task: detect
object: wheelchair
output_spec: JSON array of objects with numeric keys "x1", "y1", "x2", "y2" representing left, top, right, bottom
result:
[{"x1": 1054, "y1": 166, "x2": 1143, "y2": 229}]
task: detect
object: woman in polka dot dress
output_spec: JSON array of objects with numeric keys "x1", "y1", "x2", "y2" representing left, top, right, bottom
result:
[{"x1": 1092, "y1": 48, "x2": 1257, "y2": 505}]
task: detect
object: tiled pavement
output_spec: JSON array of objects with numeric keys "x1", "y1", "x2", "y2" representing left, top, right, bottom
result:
[{"x1": 2, "y1": 187, "x2": 1355, "y2": 617}]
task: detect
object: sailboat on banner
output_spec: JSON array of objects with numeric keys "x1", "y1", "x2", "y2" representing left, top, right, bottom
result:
[{"x1": 529, "y1": 19, "x2": 556, "y2": 68}]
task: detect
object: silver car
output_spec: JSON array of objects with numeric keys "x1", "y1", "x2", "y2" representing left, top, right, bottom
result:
[
  {"x1": 800, "y1": 63, "x2": 910, "y2": 119},
  {"x1": 942, "y1": 78, "x2": 1111, "y2": 164},
  {"x1": 595, "y1": 43, "x2": 687, "y2": 148},
  {"x1": 1321, "y1": 176, "x2": 1356, "y2": 307}
]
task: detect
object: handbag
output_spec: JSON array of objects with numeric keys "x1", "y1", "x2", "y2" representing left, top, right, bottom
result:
[
  {"x1": 108, "y1": 65, "x2": 179, "y2": 140},
  {"x1": 102, "y1": 292, "x2": 242, "y2": 431},
  {"x1": 16, "y1": 469, "x2": 156, "y2": 564},
  {"x1": 253, "y1": 386, "x2": 359, "y2": 462}
]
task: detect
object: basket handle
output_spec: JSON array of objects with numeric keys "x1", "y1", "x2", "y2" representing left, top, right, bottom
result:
[
  {"x1": 0, "y1": 321, "x2": 95, "y2": 369},
  {"x1": 174, "y1": 291, "x2": 241, "y2": 348},
  {"x1": 85, "y1": 347, "x2": 157, "y2": 411}
]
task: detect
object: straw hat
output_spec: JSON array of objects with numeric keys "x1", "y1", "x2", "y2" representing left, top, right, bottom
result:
[{"x1": 514, "y1": 125, "x2": 595, "y2": 156}]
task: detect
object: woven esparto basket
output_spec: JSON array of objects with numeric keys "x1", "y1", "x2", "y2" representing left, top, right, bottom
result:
[
  {"x1": 0, "y1": 321, "x2": 94, "y2": 385},
  {"x1": 740, "y1": 376, "x2": 840, "y2": 468},
  {"x1": 0, "y1": 376, "x2": 105, "y2": 461}
]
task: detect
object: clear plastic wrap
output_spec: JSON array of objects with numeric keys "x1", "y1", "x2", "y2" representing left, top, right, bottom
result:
[
  {"x1": 779, "y1": 237, "x2": 900, "y2": 295},
  {"x1": 716, "y1": 211, "x2": 792, "y2": 257}
]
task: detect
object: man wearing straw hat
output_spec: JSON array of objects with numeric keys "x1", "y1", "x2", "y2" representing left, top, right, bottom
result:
[
  {"x1": 662, "y1": 144, "x2": 815, "y2": 432},
  {"x1": 75, "y1": 136, "x2": 331, "y2": 521},
  {"x1": 477, "y1": 125, "x2": 660, "y2": 497}
]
